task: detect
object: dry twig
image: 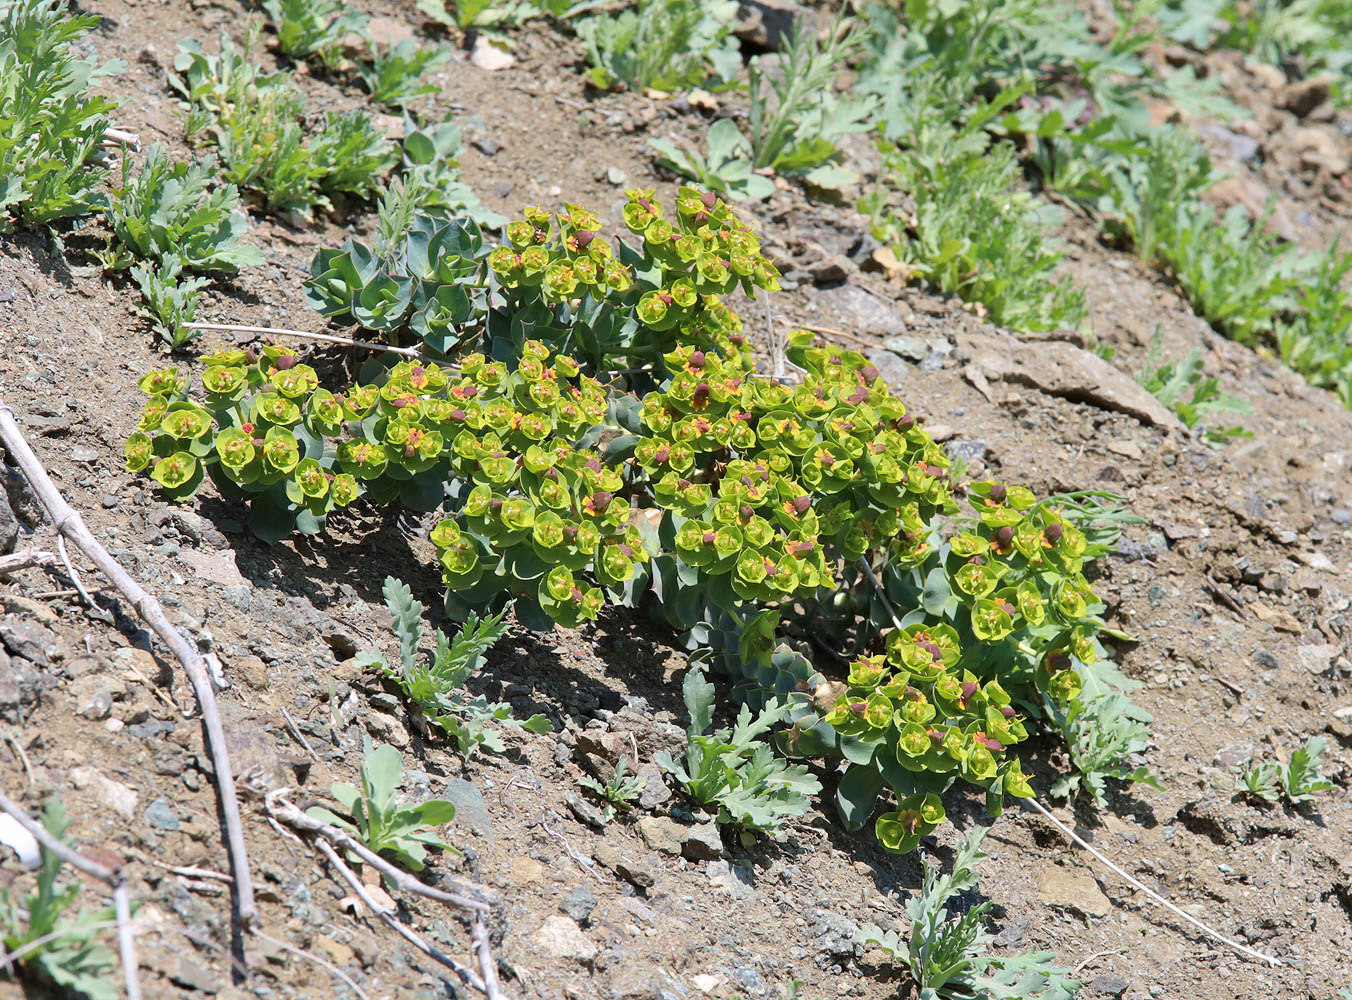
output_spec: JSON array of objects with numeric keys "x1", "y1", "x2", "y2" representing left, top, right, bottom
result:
[
  {"x1": 184, "y1": 322, "x2": 422, "y2": 358},
  {"x1": 0, "y1": 402, "x2": 256, "y2": 927},
  {"x1": 313, "y1": 838, "x2": 489, "y2": 994},
  {"x1": 56, "y1": 535, "x2": 110, "y2": 620},
  {"x1": 0, "y1": 787, "x2": 142, "y2": 1000},
  {"x1": 281, "y1": 707, "x2": 321, "y2": 763},
  {"x1": 0, "y1": 549, "x2": 54, "y2": 576},
  {"x1": 251, "y1": 929, "x2": 372, "y2": 1000}
]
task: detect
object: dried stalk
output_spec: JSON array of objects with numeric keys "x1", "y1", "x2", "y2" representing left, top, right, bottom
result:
[
  {"x1": 184, "y1": 322, "x2": 422, "y2": 358},
  {"x1": 252, "y1": 929, "x2": 372, "y2": 1000},
  {"x1": 0, "y1": 402, "x2": 256, "y2": 926},
  {"x1": 0, "y1": 787, "x2": 142, "y2": 1000},
  {"x1": 313, "y1": 838, "x2": 489, "y2": 995},
  {"x1": 0, "y1": 549, "x2": 54, "y2": 576}
]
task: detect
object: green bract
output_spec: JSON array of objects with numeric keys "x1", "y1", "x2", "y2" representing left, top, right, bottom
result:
[{"x1": 129, "y1": 191, "x2": 1129, "y2": 853}]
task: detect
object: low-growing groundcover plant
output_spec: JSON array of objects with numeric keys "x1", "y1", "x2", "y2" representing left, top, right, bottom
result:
[
  {"x1": 0, "y1": 800, "x2": 118, "y2": 1000},
  {"x1": 656, "y1": 667, "x2": 821, "y2": 838},
  {"x1": 172, "y1": 29, "x2": 398, "y2": 216},
  {"x1": 308, "y1": 737, "x2": 460, "y2": 872},
  {"x1": 0, "y1": 0, "x2": 124, "y2": 232},
  {"x1": 1235, "y1": 735, "x2": 1333, "y2": 805},
  {"x1": 858, "y1": 825, "x2": 1080, "y2": 1000},
  {"x1": 357, "y1": 575, "x2": 550, "y2": 756},
  {"x1": 128, "y1": 189, "x2": 1146, "y2": 854},
  {"x1": 574, "y1": 0, "x2": 740, "y2": 93}
]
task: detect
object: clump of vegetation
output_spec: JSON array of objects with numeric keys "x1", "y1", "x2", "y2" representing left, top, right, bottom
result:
[
  {"x1": 575, "y1": 0, "x2": 740, "y2": 92},
  {"x1": 0, "y1": 799, "x2": 117, "y2": 1000},
  {"x1": 172, "y1": 29, "x2": 398, "y2": 216},
  {"x1": 0, "y1": 0, "x2": 123, "y2": 231},
  {"x1": 1236, "y1": 735, "x2": 1334, "y2": 805},
  {"x1": 858, "y1": 825, "x2": 1081, "y2": 1000},
  {"x1": 656, "y1": 668, "x2": 821, "y2": 838},
  {"x1": 578, "y1": 758, "x2": 645, "y2": 822},
  {"x1": 356, "y1": 38, "x2": 451, "y2": 108},
  {"x1": 307, "y1": 738, "x2": 460, "y2": 872},
  {"x1": 357, "y1": 576, "x2": 549, "y2": 757},
  {"x1": 127, "y1": 190, "x2": 1142, "y2": 856},
  {"x1": 1136, "y1": 340, "x2": 1253, "y2": 447},
  {"x1": 1049, "y1": 693, "x2": 1161, "y2": 809},
  {"x1": 262, "y1": 0, "x2": 367, "y2": 68}
]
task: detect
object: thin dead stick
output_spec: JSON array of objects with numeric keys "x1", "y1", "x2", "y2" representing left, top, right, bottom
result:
[
  {"x1": 252, "y1": 929, "x2": 372, "y2": 1000},
  {"x1": 3, "y1": 733, "x2": 33, "y2": 786},
  {"x1": 56, "y1": 535, "x2": 111, "y2": 621},
  {"x1": 148, "y1": 859, "x2": 234, "y2": 883},
  {"x1": 0, "y1": 549, "x2": 54, "y2": 575},
  {"x1": 776, "y1": 315, "x2": 881, "y2": 350},
  {"x1": 472, "y1": 912, "x2": 506, "y2": 1000},
  {"x1": 184, "y1": 322, "x2": 422, "y2": 358},
  {"x1": 103, "y1": 127, "x2": 141, "y2": 149},
  {"x1": 266, "y1": 794, "x2": 495, "y2": 912},
  {"x1": 540, "y1": 816, "x2": 605, "y2": 884},
  {"x1": 1020, "y1": 796, "x2": 1280, "y2": 967},
  {"x1": 1204, "y1": 575, "x2": 1246, "y2": 618},
  {"x1": 0, "y1": 787, "x2": 142, "y2": 1000},
  {"x1": 281, "y1": 707, "x2": 321, "y2": 763},
  {"x1": 0, "y1": 402, "x2": 256, "y2": 927},
  {"x1": 313, "y1": 838, "x2": 489, "y2": 995},
  {"x1": 1072, "y1": 948, "x2": 1121, "y2": 974}
]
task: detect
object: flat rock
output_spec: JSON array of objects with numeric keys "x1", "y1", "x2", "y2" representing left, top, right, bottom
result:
[
  {"x1": 681, "y1": 820, "x2": 724, "y2": 861},
  {"x1": 442, "y1": 778, "x2": 494, "y2": 840},
  {"x1": 1036, "y1": 868, "x2": 1110, "y2": 918},
  {"x1": 71, "y1": 765, "x2": 138, "y2": 821},
  {"x1": 816, "y1": 283, "x2": 907, "y2": 337},
  {"x1": 560, "y1": 886, "x2": 597, "y2": 924},
  {"x1": 531, "y1": 915, "x2": 597, "y2": 966},
  {"x1": 1297, "y1": 644, "x2": 1340, "y2": 675},
  {"x1": 636, "y1": 762, "x2": 671, "y2": 809},
  {"x1": 637, "y1": 815, "x2": 684, "y2": 856},
  {"x1": 471, "y1": 37, "x2": 515, "y2": 71},
  {"x1": 734, "y1": 0, "x2": 813, "y2": 49},
  {"x1": 965, "y1": 334, "x2": 1185, "y2": 431},
  {"x1": 706, "y1": 859, "x2": 754, "y2": 901},
  {"x1": 177, "y1": 548, "x2": 247, "y2": 588}
]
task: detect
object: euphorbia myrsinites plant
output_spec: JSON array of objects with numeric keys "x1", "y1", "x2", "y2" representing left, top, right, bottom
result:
[{"x1": 127, "y1": 188, "x2": 1128, "y2": 849}]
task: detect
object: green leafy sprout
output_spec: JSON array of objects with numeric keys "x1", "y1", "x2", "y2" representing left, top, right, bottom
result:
[
  {"x1": 0, "y1": 799, "x2": 118, "y2": 1000},
  {"x1": 577, "y1": 758, "x2": 645, "y2": 822},
  {"x1": 1137, "y1": 342, "x2": 1253, "y2": 447},
  {"x1": 1236, "y1": 735, "x2": 1334, "y2": 805},
  {"x1": 307, "y1": 737, "x2": 461, "y2": 872},
  {"x1": 0, "y1": 0, "x2": 124, "y2": 232},
  {"x1": 358, "y1": 575, "x2": 549, "y2": 757},
  {"x1": 656, "y1": 667, "x2": 822, "y2": 838},
  {"x1": 858, "y1": 825, "x2": 1080, "y2": 1000}
]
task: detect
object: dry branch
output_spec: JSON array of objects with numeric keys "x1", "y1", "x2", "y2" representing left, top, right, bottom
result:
[
  {"x1": 0, "y1": 549, "x2": 54, "y2": 576},
  {"x1": 0, "y1": 402, "x2": 256, "y2": 927},
  {"x1": 0, "y1": 786, "x2": 142, "y2": 1000},
  {"x1": 313, "y1": 838, "x2": 490, "y2": 995}
]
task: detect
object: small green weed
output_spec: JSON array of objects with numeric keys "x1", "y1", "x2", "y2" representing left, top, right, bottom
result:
[
  {"x1": 575, "y1": 0, "x2": 740, "y2": 92},
  {"x1": 307, "y1": 738, "x2": 461, "y2": 871},
  {"x1": 1236, "y1": 735, "x2": 1334, "y2": 805},
  {"x1": 99, "y1": 144, "x2": 264, "y2": 273},
  {"x1": 649, "y1": 119, "x2": 776, "y2": 202},
  {"x1": 1137, "y1": 343, "x2": 1253, "y2": 447},
  {"x1": 130, "y1": 256, "x2": 210, "y2": 348},
  {"x1": 0, "y1": 799, "x2": 117, "y2": 1000},
  {"x1": 0, "y1": 0, "x2": 124, "y2": 231},
  {"x1": 748, "y1": 14, "x2": 874, "y2": 184},
  {"x1": 358, "y1": 576, "x2": 549, "y2": 758},
  {"x1": 357, "y1": 39, "x2": 451, "y2": 108},
  {"x1": 655, "y1": 668, "x2": 821, "y2": 839},
  {"x1": 1049, "y1": 693, "x2": 1162, "y2": 809},
  {"x1": 864, "y1": 135, "x2": 1086, "y2": 333},
  {"x1": 392, "y1": 114, "x2": 507, "y2": 229},
  {"x1": 174, "y1": 32, "x2": 397, "y2": 215},
  {"x1": 577, "y1": 758, "x2": 645, "y2": 822},
  {"x1": 262, "y1": 0, "x2": 367, "y2": 68},
  {"x1": 858, "y1": 825, "x2": 1079, "y2": 1000}
]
